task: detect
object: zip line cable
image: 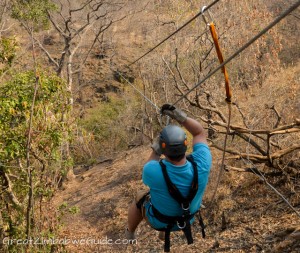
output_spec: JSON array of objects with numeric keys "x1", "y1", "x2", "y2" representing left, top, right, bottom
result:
[
  {"x1": 113, "y1": 69, "x2": 172, "y2": 126},
  {"x1": 114, "y1": 70, "x2": 160, "y2": 110},
  {"x1": 110, "y1": 0, "x2": 300, "y2": 223},
  {"x1": 128, "y1": 0, "x2": 221, "y2": 66},
  {"x1": 172, "y1": 0, "x2": 300, "y2": 106},
  {"x1": 113, "y1": 0, "x2": 300, "y2": 116},
  {"x1": 114, "y1": 0, "x2": 222, "y2": 112},
  {"x1": 242, "y1": 133, "x2": 300, "y2": 218},
  {"x1": 114, "y1": 0, "x2": 222, "y2": 114}
]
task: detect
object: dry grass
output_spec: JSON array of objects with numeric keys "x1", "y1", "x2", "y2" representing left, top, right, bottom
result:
[{"x1": 53, "y1": 143, "x2": 300, "y2": 253}]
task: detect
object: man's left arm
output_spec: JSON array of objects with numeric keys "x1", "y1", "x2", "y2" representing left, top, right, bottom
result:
[
  {"x1": 146, "y1": 135, "x2": 161, "y2": 163},
  {"x1": 146, "y1": 150, "x2": 160, "y2": 163}
]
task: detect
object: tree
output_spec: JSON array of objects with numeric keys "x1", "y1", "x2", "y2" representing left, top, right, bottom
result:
[
  {"x1": 136, "y1": 0, "x2": 299, "y2": 178},
  {"x1": 19, "y1": 0, "x2": 131, "y2": 105},
  {"x1": 1, "y1": 2, "x2": 72, "y2": 252},
  {"x1": 0, "y1": 70, "x2": 71, "y2": 252}
]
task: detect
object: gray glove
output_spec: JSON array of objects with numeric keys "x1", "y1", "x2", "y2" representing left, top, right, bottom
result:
[
  {"x1": 161, "y1": 104, "x2": 187, "y2": 123},
  {"x1": 151, "y1": 135, "x2": 162, "y2": 156}
]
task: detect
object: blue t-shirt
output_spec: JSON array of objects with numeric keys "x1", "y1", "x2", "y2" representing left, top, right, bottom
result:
[{"x1": 142, "y1": 143, "x2": 212, "y2": 229}]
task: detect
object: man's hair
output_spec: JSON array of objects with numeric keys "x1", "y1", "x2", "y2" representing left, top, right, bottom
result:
[{"x1": 166, "y1": 154, "x2": 185, "y2": 162}]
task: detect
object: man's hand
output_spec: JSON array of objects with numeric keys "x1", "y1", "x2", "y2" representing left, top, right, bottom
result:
[
  {"x1": 151, "y1": 135, "x2": 162, "y2": 156},
  {"x1": 161, "y1": 104, "x2": 187, "y2": 123}
]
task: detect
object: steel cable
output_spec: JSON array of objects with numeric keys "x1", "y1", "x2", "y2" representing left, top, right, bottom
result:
[
  {"x1": 172, "y1": 0, "x2": 300, "y2": 106},
  {"x1": 129, "y1": 0, "x2": 221, "y2": 66}
]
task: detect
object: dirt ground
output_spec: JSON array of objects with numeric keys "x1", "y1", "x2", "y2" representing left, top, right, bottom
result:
[
  {"x1": 53, "y1": 146, "x2": 300, "y2": 253},
  {"x1": 51, "y1": 3, "x2": 300, "y2": 251}
]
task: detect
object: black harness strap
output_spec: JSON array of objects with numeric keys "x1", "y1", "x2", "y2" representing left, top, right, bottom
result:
[
  {"x1": 164, "y1": 224, "x2": 172, "y2": 252},
  {"x1": 152, "y1": 156, "x2": 200, "y2": 252},
  {"x1": 197, "y1": 212, "x2": 206, "y2": 238},
  {"x1": 160, "y1": 157, "x2": 198, "y2": 206},
  {"x1": 151, "y1": 204, "x2": 205, "y2": 252}
]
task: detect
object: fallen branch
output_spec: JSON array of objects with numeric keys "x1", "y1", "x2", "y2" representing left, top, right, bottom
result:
[
  {"x1": 225, "y1": 165, "x2": 283, "y2": 177},
  {"x1": 208, "y1": 118, "x2": 300, "y2": 135},
  {"x1": 225, "y1": 165, "x2": 261, "y2": 174},
  {"x1": 270, "y1": 128, "x2": 300, "y2": 136},
  {"x1": 0, "y1": 169, "x2": 24, "y2": 212},
  {"x1": 211, "y1": 143, "x2": 268, "y2": 162},
  {"x1": 211, "y1": 143, "x2": 300, "y2": 163},
  {"x1": 271, "y1": 144, "x2": 300, "y2": 159}
]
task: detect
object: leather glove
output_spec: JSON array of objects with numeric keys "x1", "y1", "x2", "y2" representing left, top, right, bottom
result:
[
  {"x1": 161, "y1": 104, "x2": 187, "y2": 123},
  {"x1": 151, "y1": 135, "x2": 162, "y2": 156}
]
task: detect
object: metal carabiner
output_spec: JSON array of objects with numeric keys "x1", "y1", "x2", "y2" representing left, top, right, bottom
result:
[
  {"x1": 201, "y1": 6, "x2": 214, "y2": 26},
  {"x1": 181, "y1": 202, "x2": 190, "y2": 211},
  {"x1": 166, "y1": 115, "x2": 170, "y2": 125},
  {"x1": 177, "y1": 221, "x2": 186, "y2": 229},
  {"x1": 160, "y1": 113, "x2": 170, "y2": 126}
]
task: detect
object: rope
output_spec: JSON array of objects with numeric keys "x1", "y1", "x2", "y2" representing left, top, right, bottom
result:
[
  {"x1": 204, "y1": 14, "x2": 233, "y2": 208},
  {"x1": 172, "y1": 0, "x2": 300, "y2": 106},
  {"x1": 129, "y1": 0, "x2": 221, "y2": 66},
  {"x1": 207, "y1": 103, "x2": 232, "y2": 210}
]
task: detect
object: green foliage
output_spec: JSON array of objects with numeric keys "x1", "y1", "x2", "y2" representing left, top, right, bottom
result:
[
  {"x1": 72, "y1": 94, "x2": 137, "y2": 165},
  {"x1": 79, "y1": 96, "x2": 126, "y2": 148},
  {"x1": 0, "y1": 71, "x2": 70, "y2": 162},
  {"x1": 11, "y1": 0, "x2": 57, "y2": 29},
  {"x1": 0, "y1": 37, "x2": 17, "y2": 72},
  {"x1": 58, "y1": 202, "x2": 80, "y2": 216},
  {"x1": 0, "y1": 69, "x2": 72, "y2": 252},
  {"x1": 68, "y1": 206, "x2": 80, "y2": 214}
]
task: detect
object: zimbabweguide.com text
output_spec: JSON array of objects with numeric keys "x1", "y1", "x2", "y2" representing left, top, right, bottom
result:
[{"x1": 2, "y1": 236, "x2": 137, "y2": 245}]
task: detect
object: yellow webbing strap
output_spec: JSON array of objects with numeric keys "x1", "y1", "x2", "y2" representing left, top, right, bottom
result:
[{"x1": 209, "y1": 22, "x2": 232, "y2": 103}]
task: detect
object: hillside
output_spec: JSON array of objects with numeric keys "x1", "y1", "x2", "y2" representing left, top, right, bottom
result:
[
  {"x1": 54, "y1": 144, "x2": 300, "y2": 253},
  {"x1": 52, "y1": 1, "x2": 300, "y2": 249}
]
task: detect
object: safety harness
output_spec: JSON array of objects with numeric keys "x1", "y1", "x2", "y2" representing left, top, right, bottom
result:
[{"x1": 151, "y1": 156, "x2": 206, "y2": 252}]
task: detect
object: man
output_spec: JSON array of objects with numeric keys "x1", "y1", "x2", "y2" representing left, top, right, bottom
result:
[{"x1": 126, "y1": 104, "x2": 212, "y2": 251}]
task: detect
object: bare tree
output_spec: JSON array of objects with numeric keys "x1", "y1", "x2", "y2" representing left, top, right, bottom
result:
[{"x1": 28, "y1": 0, "x2": 130, "y2": 104}]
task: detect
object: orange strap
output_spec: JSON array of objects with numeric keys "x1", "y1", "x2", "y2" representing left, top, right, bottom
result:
[{"x1": 209, "y1": 23, "x2": 232, "y2": 102}]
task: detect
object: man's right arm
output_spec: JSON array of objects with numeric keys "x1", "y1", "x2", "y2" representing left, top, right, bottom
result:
[
  {"x1": 181, "y1": 117, "x2": 207, "y2": 145},
  {"x1": 160, "y1": 104, "x2": 207, "y2": 145}
]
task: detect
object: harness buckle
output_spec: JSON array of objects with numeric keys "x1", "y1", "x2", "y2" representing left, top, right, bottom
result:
[
  {"x1": 181, "y1": 202, "x2": 190, "y2": 211},
  {"x1": 177, "y1": 221, "x2": 186, "y2": 229}
]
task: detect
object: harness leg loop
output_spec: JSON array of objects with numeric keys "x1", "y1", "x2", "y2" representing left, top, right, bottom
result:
[
  {"x1": 164, "y1": 227, "x2": 172, "y2": 252},
  {"x1": 183, "y1": 222, "x2": 193, "y2": 244}
]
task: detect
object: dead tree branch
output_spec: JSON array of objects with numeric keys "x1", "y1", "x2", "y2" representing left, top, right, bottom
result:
[
  {"x1": 225, "y1": 164, "x2": 300, "y2": 218},
  {"x1": 0, "y1": 169, "x2": 23, "y2": 212},
  {"x1": 212, "y1": 143, "x2": 300, "y2": 163}
]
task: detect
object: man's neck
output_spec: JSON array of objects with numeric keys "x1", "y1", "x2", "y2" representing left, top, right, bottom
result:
[{"x1": 166, "y1": 156, "x2": 186, "y2": 166}]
